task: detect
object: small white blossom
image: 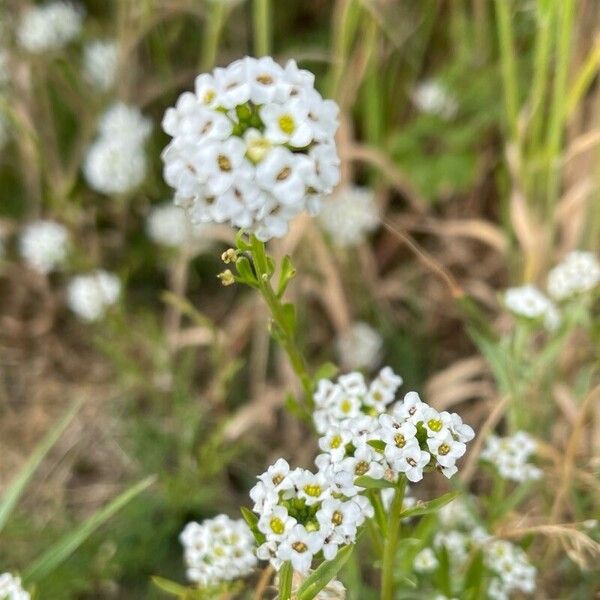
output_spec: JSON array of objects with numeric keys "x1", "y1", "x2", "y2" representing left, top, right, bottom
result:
[
  {"x1": 84, "y1": 103, "x2": 151, "y2": 195},
  {"x1": 180, "y1": 514, "x2": 256, "y2": 586},
  {"x1": 485, "y1": 540, "x2": 536, "y2": 597},
  {"x1": 481, "y1": 431, "x2": 542, "y2": 483},
  {"x1": 162, "y1": 56, "x2": 340, "y2": 241},
  {"x1": 17, "y1": 2, "x2": 84, "y2": 53},
  {"x1": 412, "y1": 80, "x2": 458, "y2": 118},
  {"x1": 19, "y1": 220, "x2": 69, "y2": 274},
  {"x1": 318, "y1": 186, "x2": 379, "y2": 247},
  {"x1": 0, "y1": 573, "x2": 29, "y2": 600},
  {"x1": 413, "y1": 547, "x2": 438, "y2": 573},
  {"x1": 547, "y1": 251, "x2": 600, "y2": 300},
  {"x1": 83, "y1": 40, "x2": 118, "y2": 91},
  {"x1": 67, "y1": 270, "x2": 120, "y2": 322},
  {"x1": 336, "y1": 322, "x2": 383, "y2": 372},
  {"x1": 504, "y1": 284, "x2": 560, "y2": 330},
  {"x1": 146, "y1": 203, "x2": 211, "y2": 252}
]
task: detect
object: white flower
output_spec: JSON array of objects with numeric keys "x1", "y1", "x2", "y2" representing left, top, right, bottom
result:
[
  {"x1": 17, "y1": 2, "x2": 84, "y2": 53},
  {"x1": 394, "y1": 445, "x2": 430, "y2": 482},
  {"x1": 0, "y1": 573, "x2": 29, "y2": 600},
  {"x1": 98, "y1": 102, "x2": 152, "y2": 146},
  {"x1": 19, "y1": 220, "x2": 69, "y2": 274},
  {"x1": 180, "y1": 514, "x2": 256, "y2": 586},
  {"x1": 412, "y1": 79, "x2": 458, "y2": 118},
  {"x1": 413, "y1": 547, "x2": 438, "y2": 573},
  {"x1": 258, "y1": 505, "x2": 297, "y2": 541},
  {"x1": 276, "y1": 524, "x2": 323, "y2": 574},
  {"x1": 146, "y1": 202, "x2": 210, "y2": 252},
  {"x1": 83, "y1": 40, "x2": 118, "y2": 91},
  {"x1": 336, "y1": 322, "x2": 383, "y2": 372},
  {"x1": 84, "y1": 138, "x2": 147, "y2": 195},
  {"x1": 427, "y1": 432, "x2": 466, "y2": 472},
  {"x1": 484, "y1": 539, "x2": 536, "y2": 596},
  {"x1": 162, "y1": 57, "x2": 340, "y2": 241},
  {"x1": 481, "y1": 432, "x2": 541, "y2": 483},
  {"x1": 504, "y1": 284, "x2": 560, "y2": 330},
  {"x1": 67, "y1": 270, "x2": 120, "y2": 322},
  {"x1": 319, "y1": 186, "x2": 379, "y2": 247},
  {"x1": 434, "y1": 530, "x2": 469, "y2": 563},
  {"x1": 547, "y1": 251, "x2": 600, "y2": 300}
]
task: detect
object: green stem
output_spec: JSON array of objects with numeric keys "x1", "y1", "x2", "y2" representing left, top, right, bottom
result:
[
  {"x1": 253, "y1": 0, "x2": 271, "y2": 57},
  {"x1": 201, "y1": 0, "x2": 225, "y2": 70},
  {"x1": 380, "y1": 478, "x2": 406, "y2": 600},
  {"x1": 368, "y1": 490, "x2": 387, "y2": 537},
  {"x1": 278, "y1": 560, "x2": 294, "y2": 600},
  {"x1": 250, "y1": 237, "x2": 314, "y2": 410}
]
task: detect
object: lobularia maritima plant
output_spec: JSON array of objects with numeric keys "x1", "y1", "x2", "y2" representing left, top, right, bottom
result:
[{"x1": 155, "y1": 55, "x2": 478, "y2": 600}]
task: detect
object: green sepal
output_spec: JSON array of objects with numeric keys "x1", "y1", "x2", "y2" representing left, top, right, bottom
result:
[
  {"x1": 354, "y1": 475, "x2": 394, "y2": 489},
  {"x1": 235, "y1": 230, "x2": 252, "y2": 251},
  {"x1": 235, "y1": 256, "x2": 258, "y2": 287},
  {"x1": 314, "y1": 362, "x2": 339, "y2": 382},
  {"x1": 367, "y1": 439, "x2": 386, "y2": 453},
  {"x1": 240, "y1": 506, "x2": 265, "y2": 545},
  {"x1": 276, "y1": 255, "x2": 296, "y2": 298}
]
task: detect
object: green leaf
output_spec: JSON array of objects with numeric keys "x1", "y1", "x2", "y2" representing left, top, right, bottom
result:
[
  {"x1": 314, "y1": 362, "x2": 339, "y2": 382},
  {"x1": 235, "y1": 256, "x2": 258, "y2": 286},
  {"x1": 463, "y1": 549, "x2": 486, "y2": 599},
  {"x1": 276, "y1": 255, "x2": 296, "y2": 298},
  {"x1": 367, "y1": 439, "x2": 386, "y2": 452},
  {"x1": 235, "y1": 230, "x2": 252, "y2": 251},
  {"x1": 266, "y1": 256, "x2": 276, "y2": 278},
  {"x1": 151, "y1": 576, "x2": 188, "y2": 597},
  {"x1": 398, "y1": 491, "x2": 459, "y2": 519},
  {"x1": 0, "y1": 399, "x2": 83, "y2": 534},
  {"x1": 278, "y1": 561, "x2": 294, "y2": 600},
  {"x1": 297, "y1": 545, "x2": 354, "y2": 600},
  {"x1": 240, "y1": 506, "x2": 265, "y2": 544},
  {"x1": 23, "y1": 476, "x2": 155, "y2": 583},
  {"x1": 354, "y1": 476, "x2": 395, "y2": 489}
]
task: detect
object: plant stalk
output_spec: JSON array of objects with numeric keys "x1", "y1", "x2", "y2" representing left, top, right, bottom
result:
[
  {"x1": 253, "y1": 0, "x2": 272, "y2": 57},
  {"x1": 380, "y1": 477, "x2": 406, "y2": 600}
]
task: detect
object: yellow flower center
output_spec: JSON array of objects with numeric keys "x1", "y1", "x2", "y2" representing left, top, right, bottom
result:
[
  {"x1": 276, "y1": 166, "x2": 291, "y2": 181},
  {"x1": 394, "y1": 433, "x2": 406, "y2": 448},
  {"x1": 270, "y1": 517, "x2": 285, "y2": 535},
  {"x1": 256, "y1": 74, "x2": 274, "y2": 85},
  {"x1": 272, "y1": 473, "x2": 284, "y2": 485},
  {"x1": 438, "y1": 443, "x2": 451, "y2": 456},
  {"x1": 278, "y1": 114, "x2": 296, "y2": 135},
  {"x1": 303, "y1": 484, "x2": 322, "y2": 497},
  {"x1": 340, "y1": 399, "x2": 352, "y2": 414},
  {"x1": 330, "y1": 434, "x2": 342, "y2": 449},
  {"x1": 355, "y1": 460, "x2": 369, "y2": 476},
  {"x1": 292, "y1": 541, "x2": 307, "y2": 553},
  {"x1": 428, "y1": 418, "x2": 443, "y2": 432},
  {"x1": 203, "y1": 89, "x2": 216, "y2": 104},
  {"x1": 217, "y1": 154, "x2": 232, "y2": 172},
  {"x1": 246, "y1": 136, "x2": 271, "y2": 163},
  {"x1": 332, "y1": 511, "x2": 344, "y2": 525}
]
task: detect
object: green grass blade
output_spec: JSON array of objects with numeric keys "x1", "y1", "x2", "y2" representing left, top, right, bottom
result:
[
  {"x1": 23, "y1": 475, "x2": 155, "y2": 583},
  {"x1": 0, "y1": 399, "x2": 84, "y2": 534}
]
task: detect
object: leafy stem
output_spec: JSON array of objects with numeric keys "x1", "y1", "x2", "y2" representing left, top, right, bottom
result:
[{"x1": 380, "y1": 476, "x2": 406, "y2": 600}]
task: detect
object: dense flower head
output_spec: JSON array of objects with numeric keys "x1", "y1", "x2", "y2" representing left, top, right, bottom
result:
[
  {"x1": 83, "y1": 40, "x2": 118, "y2": 91},
  {"x1": 480, "y1": 431, "x2": 542, "y2": 483},
  {"x1": 83, "y1": 103, "x2": 151, "y2": 195},
  {"x1": 0, "y1": 573, "x2": 29, "y2": 600},
  {"x1": 17, "y1": 1, "x2": 84, "y2": 53},
  {"x1": 485, "y1": 540, "x2": 537, "y2": 599},
  {"x1": 146, "y1": 203, "x2": 211, "y2": 251},
  {"x1": 250, "y1": 458, "x2": 372, "y2": 573},
  {"x1": 318, "y1": 185, "x2": 379, "y2": 247},
  {"x1": 67, "y1": 270, "x2": 120, "y2": 321},
  {"x1": 179, "y1": 514, "x2": 256, "y2": 586},
  {"x1": 19, "y1": 220, "x2": 69, "y2": 274},
  {"x1": 547, "y1": 251, "x2": 600, "y2": 300},
  {"x1": 412, "y1": 80, "x2": 458, "y2": 119},
  {"x1": 336, "y1": 322, "x2": 383, "y2": 372},
  {"x1": 504, "y1": 284, "x2": 560, "y2": 331},
  {"x1": 161, "y1": 56, "x2": 340, "y2": 241}
]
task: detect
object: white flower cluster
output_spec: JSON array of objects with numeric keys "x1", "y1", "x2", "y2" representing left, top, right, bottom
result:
[
  {"x1": 146, "y1": 203, "x2": 210, "y2": 253},
  {"x1": 250, "y1": 458, "x2": 373, "y2": 574},
  {"x1": 504, "y1": 284, "x2": 560, "y2": 331},
  {"x1": 480, "y1": 431, "x2": 542, "y2": 483},
  {"x1": 336, "y1": 322, "x2": 383, "y2": 372},
  {"x1": 547, "y1": 251, "x2": 600, "y2": 300},
  {"x1": 0, "y1": 573, "x2": 29, "y2": 600},
  {"x1": 83, "y1": 40, "x2": 118, "y2": 91},
  {"x1": 485, "y1": 540, "x2": 537, "y2": 600},
  {"x1": 179, "y1": 514, "x2": 256, "y2": 586},
  {"x1": 19, "y1": 220, "x2": 69, "y2": 274},
  {"x1": 412, "y1": 80, "x2": 458, "y2": 119},
  {"x1": 161, "y1": 56, "x2": 340, "y2": 241},
  {"x1": 67, "y1": 270, "x2": 120, "y2": 322},
  {"x1": 415, "y1": 497, "x2": 536, "y2": 599},
  {"x1": 315, "y1": 369, "x2": 475, "y2": 483},
  {"x1": 318, "y1": 185, "x2": 379, "y2": 247},
  {"x1": 84, "y1": 103, "x2": 151, "y2": 195},
  {"x1": 17, "y1": 2, "x2": 84, "y2": 53}
]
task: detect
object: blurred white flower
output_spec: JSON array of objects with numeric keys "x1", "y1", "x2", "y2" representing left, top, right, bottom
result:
[
  {"x1": 547, "y1": 251, "x2": 600, "y2": 300},
  {"x1": 504, "y1": 284, "x2": 560, "y2": 330},
  {"x1": 336, "y1": 321, "x2": 383, "y2": 371},
  {"x1": 0, "y1": 572, "x2": 29, "y2": 600},
  {"x1": 19, "y1": 220, "x2": 69, "y2": 274},
  {"x1": 318, "y1": 186, "x2": 379, "y2": 247},
  {"x1": 485, "y1": 540, "x2": 536, "y2": 597},
  {"x1": 83, "y1": 103, "x2": 151, "y2": 195},
  {"x1": 83, "y1": 40, "x2": 118, "y2": 91},
  {"x1": 481, "y1": 431, "x2": 542, "y2": 483},
  {"x1": 162, "y1": 56, "x2": 340, "y2": 241},
  {"x1": 412, "y1": 80, "x2": 458, "y2": 119},
  {"x1": 413, "y1": 547, "x2": 438, "y2": 573},
  {"x1": 180, "y1": 515, "x2": 256, "y2": 586},
  {"x1": 67, "y1": 270, "x2": 120, "y2": 321},
  {"x1": 17, "y1": 2, "x2": 84, "y2": 53},
  {"x1": 146, "y1": 202, "x2": 211, "y2": 252}
]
